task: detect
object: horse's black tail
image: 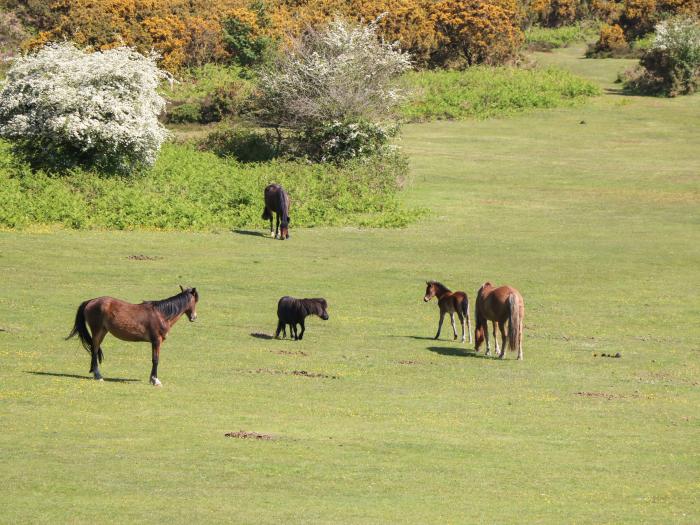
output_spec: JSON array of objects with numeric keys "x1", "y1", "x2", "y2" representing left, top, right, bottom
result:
[
  {"x1": 262, "y1": 206, "x2": 272, "y2": 221},
  {"x1": 66, "y1": 300, "x2": 99, "y2": 360}
]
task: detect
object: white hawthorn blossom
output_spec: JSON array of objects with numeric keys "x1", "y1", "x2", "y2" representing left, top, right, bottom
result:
[{"x1": 0, "y1": 43, "x2": 171, "y2": 172}]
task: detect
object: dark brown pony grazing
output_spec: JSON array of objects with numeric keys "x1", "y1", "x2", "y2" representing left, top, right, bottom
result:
[
  {"x1": 262, "y1": 183, "x2": 291, "y2": 240},
  {"x1": 66, "y1": 286, "x2": 199, "y2": 386},
  {"x1": 423, "y1": 281, "x2": 472, "y2": 343},
  {"x1": 275, "y1": 296, "x2": 329, "y2": 340},
  {"x1": 474, "y1": 282, "x2": 524, "y2": 360}
]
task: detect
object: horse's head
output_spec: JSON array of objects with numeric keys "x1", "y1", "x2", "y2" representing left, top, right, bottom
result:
[
  {"x1": 179, "y1": 285, "x2": 199, "y2": 322},
  {"x1": 424, "y1": 281, "x2": 436, "y2": 302},
  {"x1": 315, "y1": 298, "x2": 329, "y2": 320},
  {"x1": 474, "y1": 324, "x2": 485, "y2": 351},
  {"x1": 280, "y1": 215, "x2": 290, "y2": 240}
]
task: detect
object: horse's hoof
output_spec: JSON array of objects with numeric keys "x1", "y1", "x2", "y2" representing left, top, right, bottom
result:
[
  {"x1": 94, "y1": 377, "x2": 104, "y2": 382},
  {"x1": 270, "y1": 232, "x2": 275, "y2": 238},
  {"x1": 150, "y1": 377, "x2": 162, "y2": 387}
]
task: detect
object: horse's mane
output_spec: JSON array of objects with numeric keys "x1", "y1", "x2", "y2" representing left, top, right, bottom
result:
[
  {"x1": 145, "y1": 290, "x2": 193, "y2": 320},
  {"x1": 300, "y1": 298, "x2": 326, "y2": 316},
  {"x1": 427, "y1": 280, "x2": 451, "y2": 293}
]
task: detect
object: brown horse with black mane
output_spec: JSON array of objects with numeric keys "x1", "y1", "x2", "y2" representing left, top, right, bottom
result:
[
  {"x1": 423, "y1": 281, "x2": 472, "y2": 343},
  {"x1": 262, "y1": 183, "x2": 291, "y2": 240},
  {"x1": 474, "y1": 282, "x2": 524, "y2": 360},
  {"x1": 66, "y1": 286, "x2": 199, "y2": 386}
]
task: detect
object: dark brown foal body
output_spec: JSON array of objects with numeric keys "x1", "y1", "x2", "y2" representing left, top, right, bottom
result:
[
  {"x1": 67, "y1": 286, "x2": 199, "y2": 385},
  {"x1": 423, "y1": 281, "x2": 472, "y2": 343},
  {"x1": 474, "y1": 282, "x2": 524, "y2": 360}
]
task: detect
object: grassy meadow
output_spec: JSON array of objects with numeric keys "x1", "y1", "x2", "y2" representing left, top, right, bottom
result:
[{"x1": 1, "y1": 47, "x2": 699, "y2": 523}]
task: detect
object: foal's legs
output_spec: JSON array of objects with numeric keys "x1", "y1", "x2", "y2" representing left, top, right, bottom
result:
[
  {"x1": 298, "y1": 320, "x2": 305, "y2": 340},
  {"x1": 457, "y1": 311, "x2": 466, "y2": 343},
  {"x1": 517, "y1": 319, "x2": 524, "y2": 361},
  {"x1": 484, "y1": 321, "x2": 491, "y2": 356},
  {"x1": 450, "y1": 313, "x2": 458, "y2": 340},
  {"x1": 150, "y1": 337, "x2": 163, "y2": 386},
  {"x1": 435, "y1": 311, "x2": 445, "y2": 340}
]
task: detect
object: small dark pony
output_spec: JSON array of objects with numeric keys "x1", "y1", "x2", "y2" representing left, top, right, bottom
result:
[
  {"x1": 275, "y1": 296, "x2": 329, "y2": 340},
  {"x1": 474, "y1": 282, "x2": 524, "y2": 360},
  {"x1": 66, "y1": 286, "x2": 199, "y2": 386},
  {"x1": 262, "y1": 183, "x2": 291, "y2": 240},
  {"x1": 423, "y1": 281, "x2": 472, "y2": 343}
]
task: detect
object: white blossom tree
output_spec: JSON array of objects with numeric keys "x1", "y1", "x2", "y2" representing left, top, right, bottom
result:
[
  {"x1": 0, "y1": 43, "x2": 171, "y2": 172},
  {"x1": 254, "y1": 18, "x2": 412, "y2": 160}
]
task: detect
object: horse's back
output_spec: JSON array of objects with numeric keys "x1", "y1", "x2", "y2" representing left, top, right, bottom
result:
[
  {"x1": 277, "y1": 296, "x2": 300, "y2": 322},
  {"x1": 264, "y1": 184, "x2": 290, "y2": 211}
]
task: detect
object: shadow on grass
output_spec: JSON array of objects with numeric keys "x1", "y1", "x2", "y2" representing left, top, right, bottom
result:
[
  {"x1": 426, "y1": 346, "x2": 491, "y2": 359},
  {"x1": 387, "y1": 335, "x2": 437, "y2": 341},
  {"x1": 233, "y1": 229, "x2": 267, "y2": 237},
  {"x1": 25, "y1": 371, "x2": 141, "y2": 383},
  {"x1": 251, "y1": 332, "x2": 274, "y2": 340}
]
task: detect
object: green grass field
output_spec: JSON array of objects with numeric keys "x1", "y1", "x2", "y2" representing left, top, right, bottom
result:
[{"x1": 1, "y1": 46, "x2": 699, "y2": 523}]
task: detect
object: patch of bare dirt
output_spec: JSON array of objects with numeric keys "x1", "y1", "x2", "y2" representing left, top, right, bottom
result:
[
  {"x1": 397, "y1": 360, "x2": 436, "y2": 365},
  {"x1": 271, "y1": 349, "x2": 308, "y2": 356},
  {"x1": 225, "y1": 430, "x2": 274, "y2": 440},
  {"x1": 246, "y1": 368, "x2": 337, "y2": 379},
  {"x1": 127, "y1": 254, "x2": 162, "y2": 261},
  {"x1": 574, "y1": 391, "x2": 641, "y2": 400}
]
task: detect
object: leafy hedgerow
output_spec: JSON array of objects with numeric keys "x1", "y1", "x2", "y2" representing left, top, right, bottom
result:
[
  {"x1": 0, "y1": 141, "x2": 423, "y2": 231},
  {"x1": 400, "y1": 66, "x2": 601, "y2": 121}
]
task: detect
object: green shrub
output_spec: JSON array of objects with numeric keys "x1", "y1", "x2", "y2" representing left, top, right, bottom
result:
[
  {"x1": 401, "y1": 66, "x2": 601, "y2": 121},
  {"x1": 525, "y1": 23, "x2": 598, "y2": 50},
  {"x1": 0, "y1": 140, "x2": 421, "y2": 230},
  {"x1": 201, "y1": 125, "x2": 278, "y2": 162},
  {"x1": 624, "y1": 16, "x2": 700, "y2": 96},
  {"x1": 163, "y1": 64, "x2": 253, "y2": 124}
]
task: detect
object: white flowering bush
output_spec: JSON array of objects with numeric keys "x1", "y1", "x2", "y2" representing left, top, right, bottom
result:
[
  {"x1": 625, "y1": 16, "x2": 700, "y2": 96},
  {"x1": 254, "y1": 18, "x2": 411, "y2": 161},
  {"x1": 0, "y1": 43, "x2": 171, "y2": 172}
]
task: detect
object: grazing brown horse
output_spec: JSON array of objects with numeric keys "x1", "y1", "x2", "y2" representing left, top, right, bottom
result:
[
  {"x1": 262, "y1": 183, "x2": 291, "y2": 240},
  {"x1": 423, "y1": 281, "x2": 472, "y2": 343},
  {"x1": 66, "y1": 286, "x2": 199, "y2": 386},
  {"x1": 474, "y1": 282, "x2": 524, "y2": 360}
]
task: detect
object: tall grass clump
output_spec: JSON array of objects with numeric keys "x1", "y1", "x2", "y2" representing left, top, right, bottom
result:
[
  {"x1": 525, "y1": 23, "x2": 598, "y2": 51},
  {"x1": 0, "y1": 141, "x2": 420, "y2": 231},
  {"x1": 401, "y1": 66, "x2": 600, "y2": 121}
]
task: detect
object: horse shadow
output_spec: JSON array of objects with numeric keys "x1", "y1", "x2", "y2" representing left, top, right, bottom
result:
[
  {"x1": 233, "y1": 229, "x2": 266, "y2": 237},
  {"x1": 387, "y1": 335, "x2": 437, "y2": 341},
  {"x1": 250, "y1": 332, "x2": 274, "y2": 340},
  {"x1": 426, "y1": 346, "x2": 491, "y2": 359},
  {"x1": 25, "y1": 371, "x2": 141, "y2": 383}
]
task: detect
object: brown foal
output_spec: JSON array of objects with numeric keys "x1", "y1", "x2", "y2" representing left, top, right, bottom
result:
[
  {"x1": 67, "y1": 286, "x2": 199, "y2": 386},
  {"x1": 474, "y1": 282, "x2": 524, "y2": 360},
  {"x1": 423, "y1": 281, "x2": 472, "y2": 343}
]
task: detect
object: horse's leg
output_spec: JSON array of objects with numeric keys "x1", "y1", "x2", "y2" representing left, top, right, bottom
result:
[
  {"x1": 492, "y1": 321, "x2": 500, "y2": 356},
  {"x1": 290, "y1": 323, "x2": 297, "y2": 340},
  {"x1": 268, "y1": 209, "x2": 275, "y2": 237},
  {"x1": 450, "y1": 313, "x2": 458, "y2": 340},
  {"x1": 499, "y1": 323, "x2": 507, "y2": 359},
  {"x1": 275, "y1": 320, "x2": 284, "y2": 339},
  {"x1": 484, "y1": 321, "x2": 491, "y2": 356},
  {"x1": 517, "y1": 318, "x2": 524, "y2": 361},
  {"x1": 466, "y1": 310, "x2": 473, "y2": 344},
  {"x1": 435, "y1": 311, "x2": 445, "y2": 340},
  {"x1": 275, "y1": 213, "x2": 280, "y2": 239},
  {"x1": 150, "y1": 338, "x2": 163, "y2": 387},
  {"x1": 457, "y1": 311, "x2": 466, "y2": 343},
  {"x1": 89, "y1": 327, "x2": 107, "y2": 381},
  {"x1": 298, "y1": 320, "x2": 305, "y2": 340}
]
